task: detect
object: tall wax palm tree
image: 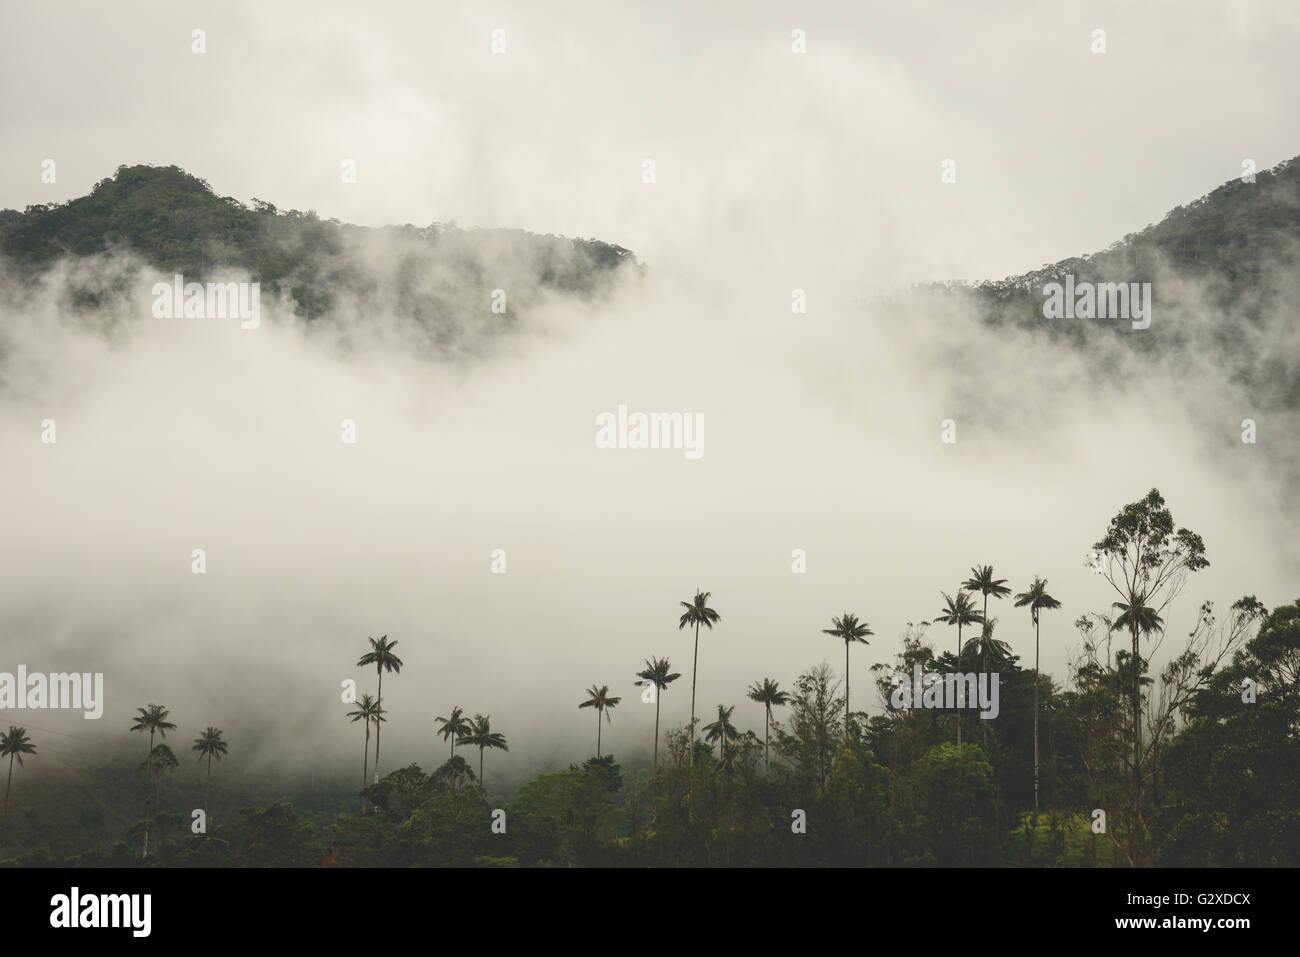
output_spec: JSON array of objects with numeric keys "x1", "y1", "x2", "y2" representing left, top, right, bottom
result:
[
  {"x1": 678, "y1": 590, "x2": 720, "y2": 766},
  {"x1": 933, "y1": 591, "x2": 984, "y2": 746},
  {"x1": 635, "y1": 657, "x2": 681, "y2": 768},
  {"x1": 962, "y1": 566, "x2": 1011, "y2": 649},
  {"x1": 357, "y1": 635, "x2": 403, "y2": 783},
  {"x1": 435, "y1": 706, "x2": 471, "y2": 763},
  {"x1": 746, "y1": 678, "x2": 788, "y2": 772},
  {"x1": 702, "y1": 704, "x2": 739, "y2": 758},
  {"x1": 578, "y1": 684, "x2": 622, "y2": 756},
  {"x1": 1014, "y1": 576, "x2": 1062, "y2": 812},
  {"x1": 347, "y1": 694, "x2": 384, "y2": 812},
  {"x1": 1, "y1": 727, "x2": 36, "y2": 854},
  {"x1": 1111, "y1": 597, "x2": 1165, "y2": 807},
  {"x1": 456, "y1": 714, "x2": 508, "y2": 788},
  {"x1": 130, "y1": 703, "x2": 177, "y2": 859},
  {"x1": 821, "y1": 612, "x2": 873, "y2": 733},
  {"x1": 191, "y1": 727, "x2": 228, "y2": 827}
]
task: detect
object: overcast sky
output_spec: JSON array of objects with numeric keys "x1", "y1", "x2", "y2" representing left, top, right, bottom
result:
[
  {"x1": 3, "y1": 0, "x2": 1298, "y2": 282},
  {"x1": 2, "y1": 1, "x2": 1297, "y2": 790}
]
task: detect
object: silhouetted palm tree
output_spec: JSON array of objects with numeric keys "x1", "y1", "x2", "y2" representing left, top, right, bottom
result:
[
  {"x1": 347, "y1": 694, "x2": 384, "y2": 812},
  {"x1": 191, "y1": 727, "x2": 228, "y2": 827},
  {"x1": 357, "y1": 635, "x2": 403, "y2": 782},
  {"x1": 1, "y1": 726, "x2": 36, "y2": 854},
  {"x1": 678, "y1": 590, "x2": 720, "y2": 765},
  {"x1": 821, "y1": 612, "x2": 873, "y2": 733},
  {"x1": 635, "y1": 657, "x2": 680, "y2": 768},
  {"x1": 703, "y1": 704, "x2": 739, "y2": 759},
  {"x1": 962, "y1": 617, "x2": 1012, "y2": 674},
  {"x1": 934, "y1": 591, "x2": 984, "y2": 747},
  {"x1": 962, "y1": 565, "x2": 1011, "y2": 640},
  {"x1": 1015, "y1": 576, "x2": 1062, "y2": 811},
  {"x1": 130, "y1": 703, "x2": 177, "y2": 859},
  {"x1": 579, "y1": 684, "x2": 622, "y2": 756},
  {"x1": 746, "y1": 678, "x2": 788, "y2": 772},
  {"x1": 435, "y1": 706, "x2": 471, "y2": 763},
  {"x1": 457, "y1": 714, "x2": 508, "y2": 788}
]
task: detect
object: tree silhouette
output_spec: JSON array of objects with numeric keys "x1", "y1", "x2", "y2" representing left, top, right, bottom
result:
[
  {"x1": 347, "y1": 694, "x2": 384, "y2": 812},
  {"x1": 457, "y1": 714, "x2": 507, "y2": 789},
  {"x1": 191, "y1": 727, "x2": 229, "y2": 830},
  {"x1": 0, "y1": 727, "x2": 36, "y2": 854},
  {"x1": 678, "y1": 590, "x2": 720, "y2": 766},
  {"x1": 130, "y1": 703, "x2": 177, "y2": 859},
  {"x1": 578, "y1": 684, "x2": 622, "y2": 756},
  {"x1": 1015, "y1": 576, "x2": 1061, "y2": 813},
  {"x1": 357, "y1": 635, "x2": 403, "y2": 783},
  {"x1": 821, "y1": 612, "x2": 873, "y2": 734},
  {"x1": 934, "y1": 592, "x2": 984, "y2": 746},
  {"x1": 747, "y1": 678, "x2": 789, "y2": 772},
  {"x1": 635, "y1": 657, "x2": 680, "y2": 769},
  {"x1": 435, "y1": 706, "x2": 471, "y2": 763}
]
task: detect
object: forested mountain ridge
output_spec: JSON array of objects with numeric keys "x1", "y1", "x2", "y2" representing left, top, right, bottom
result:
[
  {"x1": 0, "y1": 164, "x2": 638, "y2": 348},
  {"x1": 911, "y1": 155, "x2": 1300, "y2": 421},
  {"x1": 957, "y1": 155, "x2": 1299, "y2": 326}
]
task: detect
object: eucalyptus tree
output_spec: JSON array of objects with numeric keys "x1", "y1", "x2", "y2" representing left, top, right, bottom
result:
[
  {"x1": 635, "y1": 657, "x2": 681, "y2": 768},
  {"x1": 0, "y1": 726, "x2": 36, "y2": 854},
  {"x1": 821, "y1": 612, "x2": 873, "y2": 733},
  {"x1": 933, "y1": 592, "x2": 984, "y2": 746},
  {"x1": 1014, "y1": 577, "x2": 1062, "y2": 812},
  {"x1": 1091, "y1": 488, "x2": 1207, "y2": 863},
  {"x1": 191, "y1": 727, "x2": 229, "y2": 826},
  {"x1": 130, "y1": 703, "x2": 177, "y2": 859},
  {"x1": 357, "y1": 635, "x2": 403, "y2": 782},
  {"x1": 746, "y1": 678, "x2": 789, "y2": 772},
  {"x1": 435, "y1": 706, "x2": 471, "y2": 763},
  {"x1": 579, "y1": 684, "x2": 622, "y2": 756},
  {"x1": 678, "y1": 590, "x2": 720, "y2": 765}
]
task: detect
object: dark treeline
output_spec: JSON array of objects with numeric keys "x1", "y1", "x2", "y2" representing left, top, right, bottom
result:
[{"x1": 2, "y1": 486, "x2": 1297, "y2": 867}]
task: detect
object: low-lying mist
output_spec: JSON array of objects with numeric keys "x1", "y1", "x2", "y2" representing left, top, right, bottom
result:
[{"x1": 1, "y1": 223, "x2": 1297, "y2": 797}]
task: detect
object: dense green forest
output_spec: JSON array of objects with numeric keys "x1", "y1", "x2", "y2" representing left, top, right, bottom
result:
[{"x1": 3, "y1": 489, "x2": 1297, "y2": 867}]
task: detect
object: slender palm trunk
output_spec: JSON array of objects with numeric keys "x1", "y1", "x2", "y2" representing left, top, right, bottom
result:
[
  {"x1": 143, "y1": 728, "x2": 155, "y2": 859},
  {"x1": 3, "y1": 752, "x2": 13, "y2": 853},
  {"x1": 956, "y1": 623, "x2": 963, "y2": 748},
  {"x1": 845, "y1": 641, "x2": 851, "y2": 738},
  {"x1": 374, "y1": 667, "x2": 383, "y2": 783},
  {"x1": 361, "y1": 728, "x2": 370, "y2": 812},
  {"x1": 205, "y1": 754, "x2": 213, "y2": 831},
  {"x1": 1033, "y1": 617, "x2": 1040, "y2": 813},
  {"x1": 980, "y1": 596, "x2": 990, "y2": 751},
  {"x1": 764, "y1": 707, "x2": 770, "y2": 773},
  {"x1": 479, "y1": 747, "x2": 485, "y2": 786},
  {"x1": 1130, "y1": 621, "x2": 1141, "y2": 865},
  {"x1": 690, "y1": 620, "x2": 700, "y2": 766},
  {"x1": 653, "y1": 694, "x2": 661, "y2": 769},
  {"x1": 450, "y1": 738, "x2": 455, "y2": 762},
  {"x1": 596, "y1": 708, "x2": 602, "y2": 756}
]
